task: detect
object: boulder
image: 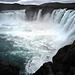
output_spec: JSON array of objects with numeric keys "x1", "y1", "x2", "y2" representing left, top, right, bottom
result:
[
  {"x1": 25, "y1": 6, "x2": 40, "y2": 20},
  {"x1": 0, "y1": 60, "x2": 20, "y2": 75},
  {"x1": 33, "y1": 62, "x2": 54, "y2": 75},
  {"x1": 53, "y1": 44, "x2": 71, "y2": 65},
  {"x1": 52, "y1": 41, "x2": 75, "y2": 75},
  {"x1": 63, "y1": 41, "x2": 75, "y2": 66}
]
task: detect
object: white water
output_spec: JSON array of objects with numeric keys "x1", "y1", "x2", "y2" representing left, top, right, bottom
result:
[{"x1": 0, "y1": 9, "x2": 75, "y2": 74}]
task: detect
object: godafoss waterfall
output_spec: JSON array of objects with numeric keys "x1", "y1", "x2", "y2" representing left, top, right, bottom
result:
[{"x1": 0, "y1": 4, "x2": 75, "y2": 75}]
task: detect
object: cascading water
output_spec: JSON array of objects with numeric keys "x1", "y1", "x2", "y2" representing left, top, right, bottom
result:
[{"x1": 0, "y1": 9, "x2": 75, "y2": 75}]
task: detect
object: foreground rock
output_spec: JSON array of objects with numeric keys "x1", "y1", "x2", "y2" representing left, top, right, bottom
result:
[
  {"x1": 0, "y1": 60, "x2": 20, "y2": 75},
  {"x1": 53, "y1": 41, "x2": 75, "y2": 75},
  {"x1": 33, "y1": 41, "x2": 75, "y2": 75},
  {"x1": 33, "y1": 62, "x2": 54, "y2": 75}
]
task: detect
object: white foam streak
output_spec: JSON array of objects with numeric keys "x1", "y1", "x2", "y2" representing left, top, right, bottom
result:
[
  {"x1": 63, "y1": 14, "x2": 75, "y2": 31},
  {"x1": 37, "y1": 9, "x2": 42, "y2": 21},
  {"x1": 60, "y1": 10, "x2": 71, "y2": 25},
  {"x1": 54, "y1": 9, "x2": 66, "y2": 23}
]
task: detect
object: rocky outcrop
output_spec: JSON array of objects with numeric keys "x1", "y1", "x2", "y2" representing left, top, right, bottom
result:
[
  {"x1": 0, "y1": 3, "x2": 37, "y2": 11},
  {"x1": 33, "y1": 40, "x2": 75, "y2": 75},
  {"x1": 0, "y1": 60, "x2": 20, "y2": 75},
  {"x1": 41, "y1": 3, "x2": 75, "y2": 9},
  {"x1": 25, "y1": 6, "x2": 40, "y2": 20},
  {"x1": 33, "y1": 62, "x2": 54, "y2": 75},
  {"x1": 53, "y1": 41, "x2": 75, "y2": 75},
  {"x1": 0, "y1": 2, "x2": 75, "y2": 11}
]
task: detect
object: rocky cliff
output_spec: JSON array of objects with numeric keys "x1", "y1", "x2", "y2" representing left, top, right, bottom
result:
[{"x1": 0, "y1": 60, "x2": 20, "y2": 75}]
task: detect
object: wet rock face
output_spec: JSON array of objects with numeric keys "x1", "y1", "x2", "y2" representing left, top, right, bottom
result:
[
  {"x1": 25, "y1": 6, "x2": 40, "y2": 21},
  {"x1": 53, "y1": 41, "x2": 75, "y2": 65},
  {"x1": 33, "y1": 62, "x2": 54, "y2": 75},
  {"x1": 0, "y1": 60, "x2": 20, "y2": 75},
  {"x1": 63, "y1": 42, "x2": 75, "y2": 65},
  {"x1": 33, "y1": 41, "x2": 75, "y2": 75},
  {"x1": 25, "y1": 7, "x2": 54, "y2": 21},
  {"x1": 53, "y1": 41, "x2": 75, "y2": 75},
  {"x1": 41, "y1": 7, "x2": 54, "y2": 16},
  {"x1": 53, "y1": 45, "x2": 71, "y2": 66}
]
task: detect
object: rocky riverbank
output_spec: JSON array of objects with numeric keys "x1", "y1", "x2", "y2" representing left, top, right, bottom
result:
[{"x1": 0, "y1": 60, "x2": 20, "y2": 75}]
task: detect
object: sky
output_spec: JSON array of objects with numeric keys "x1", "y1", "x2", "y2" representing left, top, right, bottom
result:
[{"x1": 0, "y1": 0, "x2": 75, "y2": 5}]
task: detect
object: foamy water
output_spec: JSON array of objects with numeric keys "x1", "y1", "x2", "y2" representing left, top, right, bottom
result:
[{"x1": 0, "y1": 9, "x2": 75, "y2": 74}]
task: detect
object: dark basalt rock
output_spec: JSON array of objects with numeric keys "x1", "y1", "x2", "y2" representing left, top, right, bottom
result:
[
  {"x1": 0, "y1": 2, "x2": 75, "y2": 11},
  {"x1": 0, "y1": 3, "x2": 37, "y2": 11},
  {"x1": 41, "y1": 3, "x2": 75, "y2": 9},
  {"x1": 52, "y1": 41, "x2": 75, "y2": 74},
  {"x1": 63, "y1": 41, "x2": 75, "y2": 67},
  {"x1": 33, "y1": 62, "x2": 54, "y2": 75},
  {"x1": 53, "y1": 44, "x2": 71, "y2": 65},
  {"x1": 25, "y1": 6, "x2": 40, "y2": 20},
  {"x1": 0, "y1": 60, "x2": 20, "y2": 75},
  {"x1": 52, "y1": 41, "x2": 75, "y2": 75},
  {"x1": 33, "y1": 40, "x2": 75, "y2": 75},
  {"x1": 41, "y1": 7, "x2": 54, "y2": 16}
]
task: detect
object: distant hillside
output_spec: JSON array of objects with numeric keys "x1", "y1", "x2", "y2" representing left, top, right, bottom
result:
[
  {"x1": 0, "y1": 3, "x2": 38, "y2": 11},
  {"x1": 41, "y1": 2, "x2": 75, "y2": 9},
  {"x1": 0, "y1": 2, "x2": 75, "y2": 11}
]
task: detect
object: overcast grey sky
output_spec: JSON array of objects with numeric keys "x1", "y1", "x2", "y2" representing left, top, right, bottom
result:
[
  {"x1": 0, "y1": 0, "x2": 18, "y2": 2},
  {"x1": 0, "y1": 0, "x2": 75, "y2": 5}
]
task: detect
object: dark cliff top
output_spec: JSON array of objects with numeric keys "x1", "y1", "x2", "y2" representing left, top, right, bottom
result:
[
  {"x1": 0, "y1": 3, "x2": 38, "y2": 10},
  {"x1": 41, "y1": 2, "x2": 75, "y2": 9},
  {"x1": 0, "y1": 2, "x2": 75, "y2": 11}
]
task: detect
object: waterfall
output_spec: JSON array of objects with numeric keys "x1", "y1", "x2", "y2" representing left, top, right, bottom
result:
[
  {"x1": 54, "y1": 9, "x2": 66, "y2": 23},
  {"x1": 0, "y1": 10, "x2": 25, "y2": 24},
  {"x1": 63, "y1": 14, "x2": 75, "y2": 31},
  {"x1": 60, "y1": 10, "x2": 72, "y2": 25},
  {"x1": 25, "y1": 9, "x2": 75, "y2": 74},
  {"x1": 37, "y1": 9, "x2": 42, "y2": 21},
  {"x1": 0, "y1": 8, "x2": 75, "y2": 75}
]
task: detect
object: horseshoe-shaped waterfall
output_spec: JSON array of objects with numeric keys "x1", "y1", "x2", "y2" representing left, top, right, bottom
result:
[{"x1": 0, "y1": 8, "x2": 75, "y2": 75}]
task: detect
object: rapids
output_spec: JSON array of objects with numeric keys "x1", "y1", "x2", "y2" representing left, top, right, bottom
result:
[{"x1": 0, "y1": 9, "x2": 75, "y2": 75}]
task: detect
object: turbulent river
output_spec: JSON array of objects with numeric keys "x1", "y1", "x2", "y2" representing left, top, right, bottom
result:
[{"x1": 0, "y1": 9, "x2": 75, "y2": 75}]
